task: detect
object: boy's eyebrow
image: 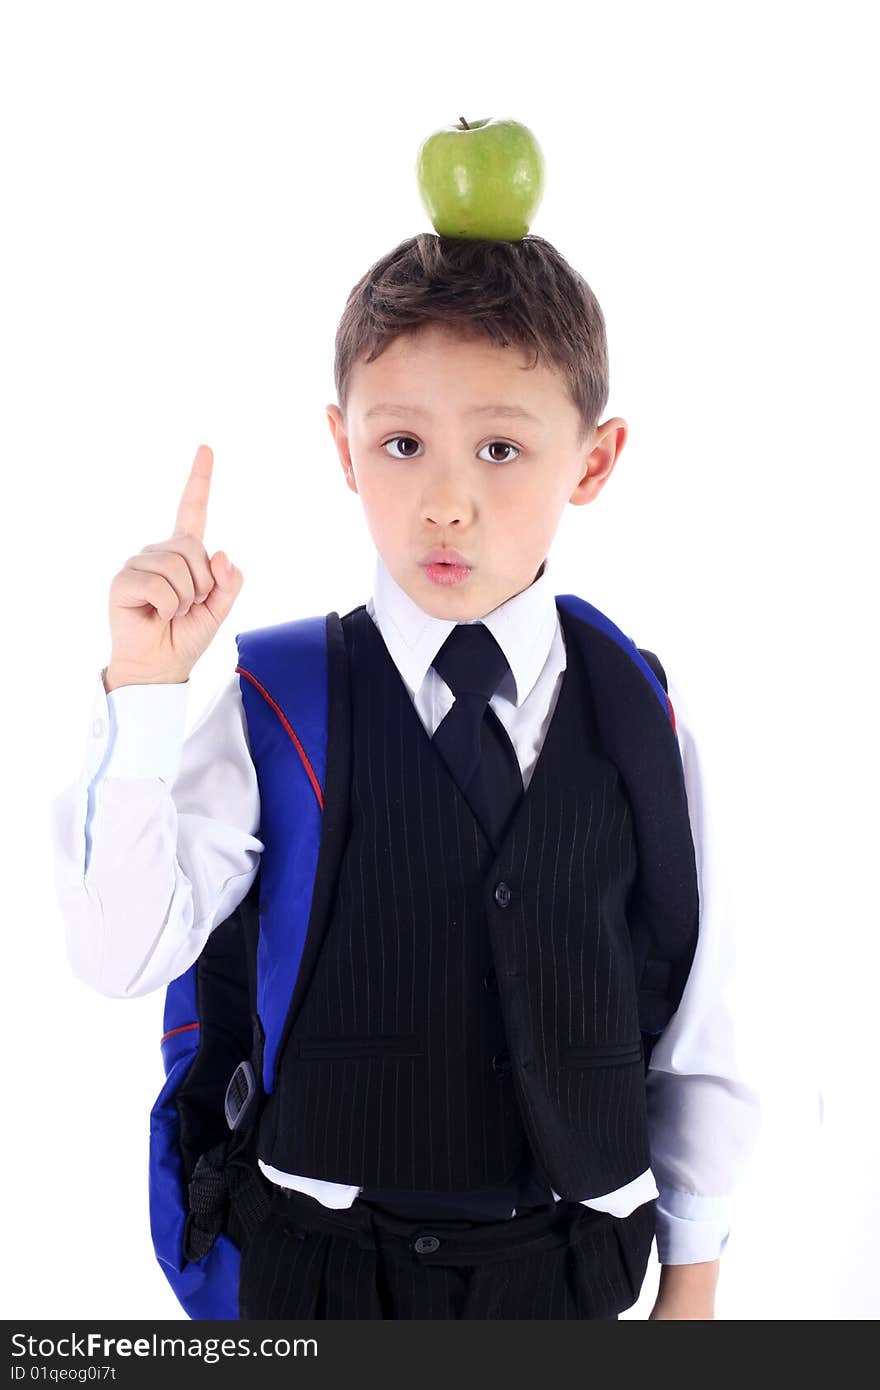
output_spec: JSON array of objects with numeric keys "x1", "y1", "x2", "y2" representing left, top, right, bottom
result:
[{"x1": 364, "y1": 402, "x2": 542, "y2": 424}]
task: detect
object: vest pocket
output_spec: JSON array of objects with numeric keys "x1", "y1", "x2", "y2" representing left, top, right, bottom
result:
[
  {"x1": 293, "y1": 1033, "x2": 423, "y2": 1059},
  {"x1": 559, "y1": 1039, "x2": 643, "y2": 1068}
]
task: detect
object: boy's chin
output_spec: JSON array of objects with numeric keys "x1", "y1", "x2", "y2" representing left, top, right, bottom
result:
[
  {"x1": 404, "y1": 567, "x2": 481, "y2": 615},
  {"x1": 413, "y1": 570, "x2": 528, "y2": 622}
]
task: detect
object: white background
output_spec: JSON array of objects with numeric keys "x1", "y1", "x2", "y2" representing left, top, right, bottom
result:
[{"x1": 4, "y1": 0, "x2": 877, "y2": 1321}]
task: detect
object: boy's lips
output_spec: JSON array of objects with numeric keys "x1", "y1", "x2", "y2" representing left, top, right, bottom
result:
[{"x1": 420, "y1": 551, "x2": 473, "y2": 587}]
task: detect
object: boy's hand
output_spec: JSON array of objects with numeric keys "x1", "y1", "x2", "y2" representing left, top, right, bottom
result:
[
  {"x1": 105, "y1": 445, "x2": 244, "y2": 691},
  {"x1": 648, "y1": 1259, "x2": 720, "y2": 1320}
]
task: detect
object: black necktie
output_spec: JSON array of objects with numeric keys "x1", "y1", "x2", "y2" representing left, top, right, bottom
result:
[{"x1": 431, "y1": 622, "x2": 524, "y2": 850}]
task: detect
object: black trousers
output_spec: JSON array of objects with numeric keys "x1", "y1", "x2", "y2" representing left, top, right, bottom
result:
[{"x1": 237, "y1": 1187, "x2": 656, "y2": 1320}]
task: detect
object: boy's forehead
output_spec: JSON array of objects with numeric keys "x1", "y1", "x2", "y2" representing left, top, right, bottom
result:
[{"x1": 349, "y1": 330, "x2": 564, "y2": 424}]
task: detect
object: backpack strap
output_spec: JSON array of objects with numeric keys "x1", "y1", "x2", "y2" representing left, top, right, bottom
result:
[
  {"x1": 634, "y1": 646, "x2": 693, "y2": 1072},
  {"x1": 181, "y1": 874, "x2": 273, "y2": 1263},
  {"x1": 179, "y1": 613, "x2": 337, "y2": 1267},
  {"x1": 555, "y1": 595, "x2": 699, "y2": 1077},
  {"x1": 636, "y1": 647, "x2": 667, "y2": 693}
]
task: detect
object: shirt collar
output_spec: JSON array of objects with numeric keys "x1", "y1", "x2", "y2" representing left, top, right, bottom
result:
[{"x1": 366, "y1": 550, "x2": 559, "y2": 707}]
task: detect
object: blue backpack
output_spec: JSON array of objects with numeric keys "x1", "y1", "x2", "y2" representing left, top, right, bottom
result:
[{"x1": 148, "y1": 595, "x2": 681, "y2": 1320}]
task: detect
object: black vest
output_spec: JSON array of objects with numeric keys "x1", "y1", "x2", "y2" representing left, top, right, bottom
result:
[{"x1": 256, "y1": 602, "x2": 657, "y2": 1200}]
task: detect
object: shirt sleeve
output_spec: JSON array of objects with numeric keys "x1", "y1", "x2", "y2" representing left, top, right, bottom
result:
[
  {"x1": 49, "y1": 666, "x2": 263, "y2": 999},
  {"x1": 644, "y1": 673, "x2": 762, "y2": 1265}
]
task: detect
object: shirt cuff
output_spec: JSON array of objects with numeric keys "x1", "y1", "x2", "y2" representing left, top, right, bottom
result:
[
  {"x1": 654, "y1": 1187, "x2": 731, "y2": 1265},
  {"x1": 86, "y1": 666, "x2": 190, "y2": 785}
]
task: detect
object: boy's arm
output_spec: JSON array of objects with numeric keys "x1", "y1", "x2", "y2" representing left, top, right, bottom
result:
[
  {"x1": 644, "y1": 675, "x2": 761, "y2": 1313},
  {"x1": 49, "y1": 665, "x2": 263, "y2": 998}
]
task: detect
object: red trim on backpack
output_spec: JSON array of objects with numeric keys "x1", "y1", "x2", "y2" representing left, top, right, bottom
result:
[
  {"x1": 160, "y1": 1021, "x2": 200, "y2": 1043},
  {"x1": 235, "y1": 664, "x2": 325, "y2": 812},
  {"x1": 666, "y1": 694, "x2": 677, "y2": 736}
]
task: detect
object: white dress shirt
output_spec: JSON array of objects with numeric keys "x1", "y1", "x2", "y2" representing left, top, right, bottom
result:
[{"x1": 49, "y1": 550, "x2": 760, "y2": 1265}]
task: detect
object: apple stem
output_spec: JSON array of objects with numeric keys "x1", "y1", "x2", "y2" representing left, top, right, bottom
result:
[{"x1": 459, "y1": 116, "x2": 470, "y2": 129}]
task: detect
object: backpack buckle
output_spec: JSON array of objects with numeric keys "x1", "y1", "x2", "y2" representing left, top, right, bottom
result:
[{"x1": 224, "y1": 1059, "x2": 257, "y2": 1131}]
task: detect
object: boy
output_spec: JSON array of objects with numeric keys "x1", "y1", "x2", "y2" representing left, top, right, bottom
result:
[{"x1": 51, "y1": 233, "x2": 759, "y2": 1320}]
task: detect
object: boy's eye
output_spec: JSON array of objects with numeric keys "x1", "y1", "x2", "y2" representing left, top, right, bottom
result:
[{"x1": 380, "y1": 435, "x2": 521, "y2": 465}]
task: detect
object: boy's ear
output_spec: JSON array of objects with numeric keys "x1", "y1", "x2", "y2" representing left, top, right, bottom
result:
[
  {"x1": 326, "y1": 404, "x2": 357, "y2": 492},
  {"x1": 569, "y1": 417, "x2": 628, "y2": 507}
]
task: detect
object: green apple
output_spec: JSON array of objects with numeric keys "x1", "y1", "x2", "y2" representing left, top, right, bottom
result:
[{"x1": 416, "y1": 116, "x2": 545, "y2": 241}]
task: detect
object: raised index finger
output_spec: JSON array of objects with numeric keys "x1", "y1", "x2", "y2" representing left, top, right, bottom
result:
[{"x1": 174, "y1": 444, "x2": 214, "y2": 540}]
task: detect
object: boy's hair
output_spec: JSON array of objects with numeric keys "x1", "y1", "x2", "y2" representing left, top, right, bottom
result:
[{"x1": 334, "y1": 233, "x2": 609, "y2": 448}]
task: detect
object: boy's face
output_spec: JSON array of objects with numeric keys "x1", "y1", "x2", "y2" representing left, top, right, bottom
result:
[{"x1": 326, "y1": 324, "x2": 627, "y2": 620}]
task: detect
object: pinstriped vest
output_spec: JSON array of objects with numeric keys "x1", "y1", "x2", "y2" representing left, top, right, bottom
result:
[{"x1": 254, "y1": 600, "x2": 666, "y2": 1199}]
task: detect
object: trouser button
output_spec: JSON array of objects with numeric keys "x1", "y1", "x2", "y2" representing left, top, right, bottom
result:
[{"x1": 412, "y1": 1234, "x2": 441, "y2": 1254}]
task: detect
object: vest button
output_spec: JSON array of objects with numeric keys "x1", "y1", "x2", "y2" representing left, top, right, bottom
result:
[
  {"x1": 494, "y1": 881, "x2": 511, "y2": 908},
  {"x1": 413, "y1": 1234, "x2": 441, "y2": 1254},
  {"x1": 492, "y1": 1050, "x2": 512, "y2": 1077},
  {"x1": 482, "y1": 966, "x2": 498, "y2": 993}
]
